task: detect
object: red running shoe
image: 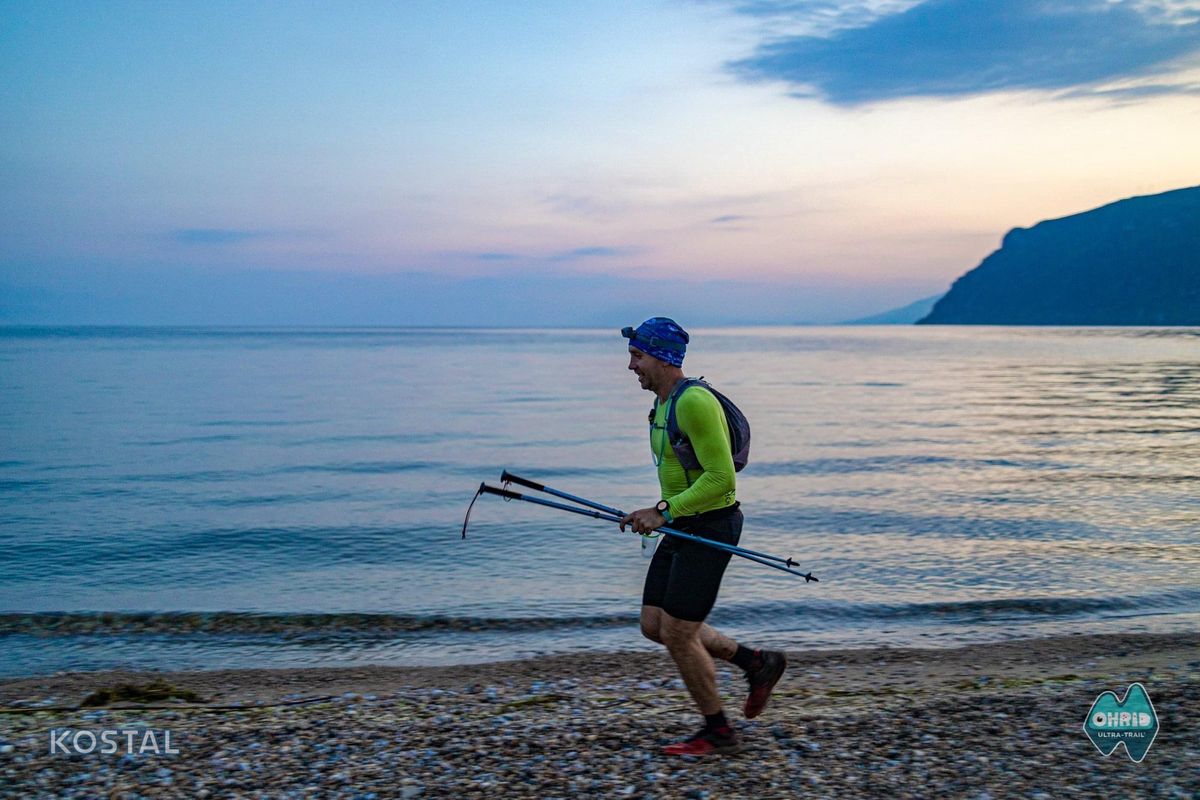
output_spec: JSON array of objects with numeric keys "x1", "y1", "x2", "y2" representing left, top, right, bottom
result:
[
  {"x1": 662, "y1": 725, "x2": 741, "y2": 756},
  {"x1": 743, "y1": 650, "x2": 787, "y2": 719}
]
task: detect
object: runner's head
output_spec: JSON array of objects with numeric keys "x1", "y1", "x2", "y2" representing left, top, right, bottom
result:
[
  {"x1": 622, "y1": 317, "x2": 688, "y2": 367},
  {"x1": 623, "y1": 317, "x2": 688, "y2": 393}
]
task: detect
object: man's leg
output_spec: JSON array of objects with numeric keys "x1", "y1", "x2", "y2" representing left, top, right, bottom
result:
[
  {"x1": 662, "y1": 613, "x2": 787, "y2": 721},
  {"x1": 698, "y1": 622, "x2": 738, "y2": 662},
  {"x1": 655, "y1": 611, "x2": 740, "y2": 756},
  {"x1": 640, "y1": 605, "x2": 664, "y2": 644},
  {"x1": 643, "y1": 606, "x2": 739, "y2": 664},
  {"x1": 644, "y1": 606, "x2": 729, "y2": 714},
  {"x1": 648, "y1": 507, "x2": 781, "y2": 752},
  {"x1": 658, "y1": 613, "x2": 723, "y2": 714}
]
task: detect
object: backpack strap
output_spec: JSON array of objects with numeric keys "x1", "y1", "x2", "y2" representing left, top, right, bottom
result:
[
  {"x1": 665, "y1": 377, "x2": 702, "y2": 447},
  {"x1": 665, "y1": 377, "x2": 707, "y2": 485}
]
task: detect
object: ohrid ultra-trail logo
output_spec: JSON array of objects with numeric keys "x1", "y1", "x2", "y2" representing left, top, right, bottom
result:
[{"x1": 1082, "y1": 683, "x2": 1158, "y2": 762}]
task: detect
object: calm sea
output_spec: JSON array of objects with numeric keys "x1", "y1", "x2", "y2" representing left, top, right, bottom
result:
[{"x1": 1, "y1": 326, "x2": 1197, "y2": 676}]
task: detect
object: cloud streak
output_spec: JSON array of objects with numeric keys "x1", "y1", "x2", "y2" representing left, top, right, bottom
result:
[
  {"x1": 172, "y1": 228, "x2": 272, "y2": 245},
  {"x1": 464, "y1": 246, "x2": 640, "y2": 265},
  {"x1": 1060, "y1": 79, "x2": 1200, "y2": 101},
  {"x1": 555, "y1": 246, "x2": 632, "y2": 259},
  {"x1": 728, "y1": 0, "x2": 1200, "y2": 105}
]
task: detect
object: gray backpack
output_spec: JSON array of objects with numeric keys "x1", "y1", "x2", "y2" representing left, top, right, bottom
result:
[{"x1": 652, "y1": 377, "x2": 751, "y2": 472}]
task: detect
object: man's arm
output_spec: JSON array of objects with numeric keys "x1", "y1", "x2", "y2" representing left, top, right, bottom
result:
[{"x1": 667, "y1": 388, "x2": 735, "y2": 517}]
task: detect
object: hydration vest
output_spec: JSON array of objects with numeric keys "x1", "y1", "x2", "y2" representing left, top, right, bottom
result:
[{"x1": 650, "y1": 377, "x2": 751, "y2": 472}]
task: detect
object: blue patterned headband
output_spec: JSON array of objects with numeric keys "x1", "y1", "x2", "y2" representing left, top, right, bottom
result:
[{"x1": 621, "y1": 317, "x2": 689, "y2": 367}]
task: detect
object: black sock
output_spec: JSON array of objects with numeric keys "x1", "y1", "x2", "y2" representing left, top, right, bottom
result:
[
  {"x1": 704, "y1": 711, "x2": 729, "y2": 731},
  {"x1": 731, "y1": 644, "x2": 758, "y2": 671}
]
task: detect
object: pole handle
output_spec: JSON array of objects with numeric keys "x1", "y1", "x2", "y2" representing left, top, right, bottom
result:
[
  {"x1": 500, "y1": 470, "x2": 544, "y2": 492},
  {"x1": 480, "y1": 484, "x2": 523, "y2": 501}
]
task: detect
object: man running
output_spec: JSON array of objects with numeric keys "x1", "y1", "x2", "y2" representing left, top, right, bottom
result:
[{"x1": 618, "y1": 317, "x2": 786, "y2": 756}]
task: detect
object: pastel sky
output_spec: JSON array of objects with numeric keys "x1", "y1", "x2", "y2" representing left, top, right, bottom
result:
[{"x1": 3, "y1": 0, "x2": 1199, "y2": 324}]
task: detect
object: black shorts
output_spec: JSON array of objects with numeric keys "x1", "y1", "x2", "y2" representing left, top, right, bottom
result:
[{"x1": 641, "y1": 503, "x2": 743, "y2": 622}]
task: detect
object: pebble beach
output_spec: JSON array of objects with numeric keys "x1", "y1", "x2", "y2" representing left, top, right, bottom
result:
[{"x1": 1, "y1": 631, "x2": 1197, "y2": 798}]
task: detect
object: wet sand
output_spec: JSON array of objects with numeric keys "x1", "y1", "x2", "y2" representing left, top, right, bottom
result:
[{"x1": 1, "y1": 631, "x2": 1197, "y2": 798}]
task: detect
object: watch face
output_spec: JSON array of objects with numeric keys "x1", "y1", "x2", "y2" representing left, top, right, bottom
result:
[{"x1": 656, "y1": 500, "x2": 669, "y2": 513}]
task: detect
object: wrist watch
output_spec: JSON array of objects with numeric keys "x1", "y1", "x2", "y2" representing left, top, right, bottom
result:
[{"x1": 655, "y1": 499, "x2": 671, "y2": 521}]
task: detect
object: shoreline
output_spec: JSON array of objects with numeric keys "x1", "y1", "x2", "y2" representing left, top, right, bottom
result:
[
  {"x1": 2, "y1": 630, "x2": 1198, "y2": 706},
  {"x1": 2, "y1": 631, "x2": 1197, "y2": 797}
]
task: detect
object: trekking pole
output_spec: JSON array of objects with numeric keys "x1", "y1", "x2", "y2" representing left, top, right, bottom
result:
[
  {"x1": 501, "y1": 471, "x2": 809, "y2": 572},
  {"x1": 463, "y1": 482, "x2": 818, "y2": 582},
  {"x1": 500, "y1": 470, "x2": 624, "y2": 517},
  {"x1": 465, "y1": 471, "x2": 615, "y2": 540}
]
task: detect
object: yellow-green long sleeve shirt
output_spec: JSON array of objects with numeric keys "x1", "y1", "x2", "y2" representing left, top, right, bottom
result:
[{"x1": 650, "y1": 385, "x2": 737, "y2": 517}]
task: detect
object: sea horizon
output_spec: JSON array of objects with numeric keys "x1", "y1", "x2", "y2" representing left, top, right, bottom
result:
[{"x1": 4, "y1": 322, "x2": 1200, "y2": 330}]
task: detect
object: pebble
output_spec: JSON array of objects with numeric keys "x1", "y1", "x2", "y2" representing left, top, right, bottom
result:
[{"x1": 0, "y1": 651, "x2": 1194, "y2": 798}]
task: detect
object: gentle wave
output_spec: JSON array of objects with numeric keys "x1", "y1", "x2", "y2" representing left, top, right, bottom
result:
[
  {"x1": 8, "y1": 589, "x2": 1196, "y2": 639},
  {"x1": 0, "y1": 611, "x2": 637, "y2": 637},
  {"x1": 747, "y1": 455, "x2": 1064, "y2": 477},
  {"x1": 721, "y1": 589, "x2": 1200, "y2": 624},
  {"x1": 0, "y1": 524, "x2": 459, "y2": 573}
]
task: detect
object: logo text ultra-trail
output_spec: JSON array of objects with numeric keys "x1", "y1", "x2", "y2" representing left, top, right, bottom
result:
[{"x1": 1082, "y1": 683, "x2": 1159, "y2": 763}]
